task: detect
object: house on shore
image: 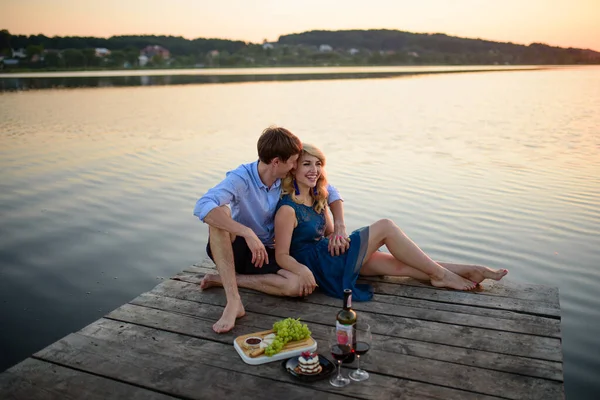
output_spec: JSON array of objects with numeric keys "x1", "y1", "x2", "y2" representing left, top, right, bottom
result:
[
  {"x1": 12, "y1": 48, "x2": 26, "y2": 58},
  {"x1": 140, "y1": 45, "x2": 170, "y2": 60},
  {"x1": 138, "y1": 55, "x2": 149, "y2": 66},
  {"x1": 95, "y1": 48, "x2": 111, "y2": 58}
]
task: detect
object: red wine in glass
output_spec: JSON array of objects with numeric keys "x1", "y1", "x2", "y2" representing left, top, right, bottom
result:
[
  {"x1": 354, "y1": 341, "x2": 370, "y2": 356},
  {"x1": 331, "y1": 344, "x2": 352, "y2": 361}
]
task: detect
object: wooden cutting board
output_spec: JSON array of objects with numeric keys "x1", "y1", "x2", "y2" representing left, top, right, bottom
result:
[{"x1": 234, "y1": 329, "x2": 316, "y2": 364}]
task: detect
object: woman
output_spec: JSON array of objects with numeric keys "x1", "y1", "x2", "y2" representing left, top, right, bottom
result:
[{"x1": 274, "y1": 144, "x2": 508, "y2": 301}]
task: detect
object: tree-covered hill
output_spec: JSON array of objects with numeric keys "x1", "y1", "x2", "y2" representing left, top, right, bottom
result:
[
  {"x1": 278, "y1": 29, "x2": 600, "y2": 65},
  {"x1": 1, "y1": 28, "x2": 598, "y2": 70}
]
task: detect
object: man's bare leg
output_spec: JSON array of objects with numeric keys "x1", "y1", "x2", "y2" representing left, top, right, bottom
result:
[
  {"x1": 208, "y1": 225, "x2": 246, "y2": 333},
  {"x1": 201, "y1": 269, "x2": 301, "y2": 297}
]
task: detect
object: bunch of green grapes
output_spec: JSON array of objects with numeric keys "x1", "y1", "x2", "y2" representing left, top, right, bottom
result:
[{"x1": 264, "y1": 318, "x2": 311, "y2": 356}]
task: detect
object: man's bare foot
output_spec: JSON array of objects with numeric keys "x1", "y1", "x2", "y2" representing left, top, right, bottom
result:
[
  {"x1": 430, "y1": 269, "x2": 477, "y2": 291},
  {"x1": 443, "y1": 264, "x2": 508, "y2": 284},
  {"x1": 200, "y1": 273, "x2": 223, "y2": 290},
  {"x1": 213, "y1": 300, "x2": 245, "y2": 333}
]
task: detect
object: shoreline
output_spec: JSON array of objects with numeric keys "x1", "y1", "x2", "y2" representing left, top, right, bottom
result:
[{"x1": 0, "y1": 65, "x2": 553, "y2": 79}]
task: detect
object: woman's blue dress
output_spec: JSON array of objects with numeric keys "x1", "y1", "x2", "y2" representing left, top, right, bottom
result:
[{"x1": 276, "y1": 194, "x2": 373, "y2": 301}]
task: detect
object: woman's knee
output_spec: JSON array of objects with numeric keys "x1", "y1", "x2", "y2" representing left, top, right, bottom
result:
[
  {"x1": 381, "y1": 218, "x2": 397, "y2": 228},
  {"x1": 372, "y1": 218, "x2": 397, "y2": 236}
]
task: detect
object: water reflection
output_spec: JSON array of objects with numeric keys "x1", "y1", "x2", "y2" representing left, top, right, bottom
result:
[
  {"x1": 1, "y1": 66, "x2": 599, "y2": 399},
  {"x1": 0, "y1": 68, "x2": 543, "y2": 91}
]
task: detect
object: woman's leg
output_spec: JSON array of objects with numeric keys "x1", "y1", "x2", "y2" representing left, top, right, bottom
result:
[
  {"x1": 361, "y1": 219, "x2": 476, "y2": 290},
  {"x1": 438, "y1": 262, "x2": 508, "y2": 283},
  {"x1": 360, "y1": 253, "x2": 508, "y2": 284},
  {"x1": 360, "y1": 251, "x2": 430, "y2": 279}
]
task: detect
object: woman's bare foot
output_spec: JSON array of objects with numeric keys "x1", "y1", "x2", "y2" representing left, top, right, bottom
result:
[
  {"x1": 430, "y1": 269, "x2": 477, "y2": 291},
  {"x1": 213, "y1": 300, "x2": 245, "y2": 333},
  {"x1": 442, "y1": 264, "x2": 508, "y2": 284},
  {"x1": 200, "y1": 273, "x2": 222, "y2": 290}
]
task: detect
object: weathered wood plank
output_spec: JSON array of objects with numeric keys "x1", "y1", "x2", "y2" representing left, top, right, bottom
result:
[
  {"x1": 173, "y1": 271, "x2": 561, "y2": 338},
  {"x1": 0, "y1": 260, "x2": 564, "y2": 400},
  {"x1": 185, "y1": 264, "x2": 561, "y2": 317},
  {"x1": 80, "y1": 318, "x2": 503, "y2": 400},
  {"x1": 359, "y1": 275, "x2": 560, "y2": 304},
  {"x1": 177, "y1": 270, "x2": 562, "y2": 328},
  {"x1": 95, "y1": 310, "x2": 562, "y2": 400},
  {"x1": 368, "y1": 281, "x2": 560, "y2": 317},
  {"x1": 33, "y1": 333, "x2": 350, "y2": 400},
  {"x1": 146, "y1": 279, "x2": 563, "y2": 361},
  {"x1": 188, "y1": 261, "x2": 561, "y2": 304},
  {"x1": 0, "y1": 358, "x2": 177, "y2": 400},
  {"x1": 114, "y1": 293, "x2": 563, "y2": 381},
  {"x1": 371, "y1": 293, "x2": 559, "y2": 326}
]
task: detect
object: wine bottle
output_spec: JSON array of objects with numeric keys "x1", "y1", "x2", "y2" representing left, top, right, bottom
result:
[{"x1": 336, "y1": 288, "x2": 357, "y2": 363}]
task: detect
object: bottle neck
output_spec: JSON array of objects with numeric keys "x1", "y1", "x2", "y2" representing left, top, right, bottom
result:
[{"x1": 343, "y1": 292, "x2": 352, "y2": 310}]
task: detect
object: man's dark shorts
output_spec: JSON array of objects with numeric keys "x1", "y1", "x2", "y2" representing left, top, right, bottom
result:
[{"x1": 206, "y1": 236, "x2": 281, "y2": 275}]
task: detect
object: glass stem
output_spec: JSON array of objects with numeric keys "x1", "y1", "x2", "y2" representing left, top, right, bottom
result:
[
  {"x1": 356, "y1": 354, "x2": 361, "y2": 371},
  {"x1": 337, "y1": 360, "x2": 342, "y2": 378}
]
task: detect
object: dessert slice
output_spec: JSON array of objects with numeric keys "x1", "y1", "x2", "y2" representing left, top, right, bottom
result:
[{"x1": 296, "y1": 351, "x2": 322, "y2": 375}]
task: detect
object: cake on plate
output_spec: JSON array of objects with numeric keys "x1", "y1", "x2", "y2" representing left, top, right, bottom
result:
[{"x1": 296, "y1": 351, "x2": 322, "y2": 375}]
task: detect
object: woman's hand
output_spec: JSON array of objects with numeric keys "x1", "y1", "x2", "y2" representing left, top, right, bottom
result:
[
  {"x1": 328, "y1": 223, "x2": 350, "y2": 256},
  {"x1": 298, "y1": 266, "x2": 317, "y2": 297},
  {"x1": 244, "y1": 230, "x2": 269, "y2": 268}
]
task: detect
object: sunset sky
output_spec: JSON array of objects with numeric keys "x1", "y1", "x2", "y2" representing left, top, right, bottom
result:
[{"x1": 1, "y1": 0, "x2": 599, "y2": 51}]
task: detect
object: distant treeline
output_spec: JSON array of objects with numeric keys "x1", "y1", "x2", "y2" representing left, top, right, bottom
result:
[
  {"x1": 279, "y1": 30, "x2": 600, "y2": 65},
  {"x1": 2, "y1": 31, "x2": 247, "y2": 56},
  {"x1": 1, "y1": 28, "x2": 599, "y2": 71}
]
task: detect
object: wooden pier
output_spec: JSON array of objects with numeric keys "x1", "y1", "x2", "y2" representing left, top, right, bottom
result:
[{"x1": 0, "y1": 260, "x2": 564, "y2": 399}]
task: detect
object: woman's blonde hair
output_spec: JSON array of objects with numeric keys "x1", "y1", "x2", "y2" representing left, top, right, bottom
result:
[{"x1": 281, "y1": 143, "x2": 329, "y2": 214}]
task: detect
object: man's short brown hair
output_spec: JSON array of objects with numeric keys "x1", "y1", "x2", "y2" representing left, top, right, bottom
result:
[{"x1": 257, "y1": 126, "x2": 302, "y2": 164}]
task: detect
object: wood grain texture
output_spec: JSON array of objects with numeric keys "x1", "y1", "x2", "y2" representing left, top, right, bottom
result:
[
  {"x1": 146, "y1": 279, "x2": 562, "y2": 361},
  {"x1": 0, "y1": 358, "x2": 177, "y2": 400},
  {"x1": 0, "y1": 261, "x2": 564, "y2": 399}
]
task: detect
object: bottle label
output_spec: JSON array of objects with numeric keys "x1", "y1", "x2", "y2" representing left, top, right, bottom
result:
[{"x1": 336, "y1": 320, "x2": 354, "y2": 346}]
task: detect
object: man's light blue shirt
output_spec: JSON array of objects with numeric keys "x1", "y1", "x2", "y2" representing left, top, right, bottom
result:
[{"x1": 194, "y1": 161, "x2": 342, "y2": 247}]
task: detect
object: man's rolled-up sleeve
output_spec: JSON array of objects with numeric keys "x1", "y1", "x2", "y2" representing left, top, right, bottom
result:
[
  {"x1": 326, "y1": 183, "x2": 343, "y2": 204},
  {"x1": 193, "y1": 172, "x2": 247, "y2": 222}
]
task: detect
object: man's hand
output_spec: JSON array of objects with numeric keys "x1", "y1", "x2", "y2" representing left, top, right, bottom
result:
[
  {"x1": 244, "y1": 230, "x2": 269, "y2": 268},
  {"x1": 328, "y1": 223, "x2": 350, "y2": 256},
  {"x1": 298, "y1": 266, "x2": 317, "y2": 297}
]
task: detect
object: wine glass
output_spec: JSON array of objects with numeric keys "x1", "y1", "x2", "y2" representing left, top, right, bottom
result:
[
  {"x1": 349, "y1": 322, "x2": 371, "y2": 381},
  {"x1": 329, "y1": 327, "x2": 351, "y2": 387}
]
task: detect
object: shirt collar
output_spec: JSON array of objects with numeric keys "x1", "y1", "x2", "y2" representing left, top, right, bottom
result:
[{"x1": 252, "y1": 160, "x2": 281, "y2": 191}]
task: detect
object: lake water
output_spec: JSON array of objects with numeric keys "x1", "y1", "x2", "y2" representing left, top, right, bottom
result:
[
  {"x1": 1, "y1": 66, "x2": 599, "y2": 398},
  {"x1": 0, "y1": 65, "x2": 540, "y2": 91}
]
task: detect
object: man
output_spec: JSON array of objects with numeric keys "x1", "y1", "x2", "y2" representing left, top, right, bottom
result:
[{"x1": 194, "y1": 126, "x2": 349, "y2": 333}]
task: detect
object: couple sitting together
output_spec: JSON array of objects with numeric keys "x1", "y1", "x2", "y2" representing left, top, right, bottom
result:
[{"x1": 194, "y1": 126, "x2": 508, "y2": 333}]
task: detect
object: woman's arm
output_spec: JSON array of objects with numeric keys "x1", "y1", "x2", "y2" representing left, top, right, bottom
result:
[{"x1": 274, "y1": 205, "x2": 317, "y2": 296}]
